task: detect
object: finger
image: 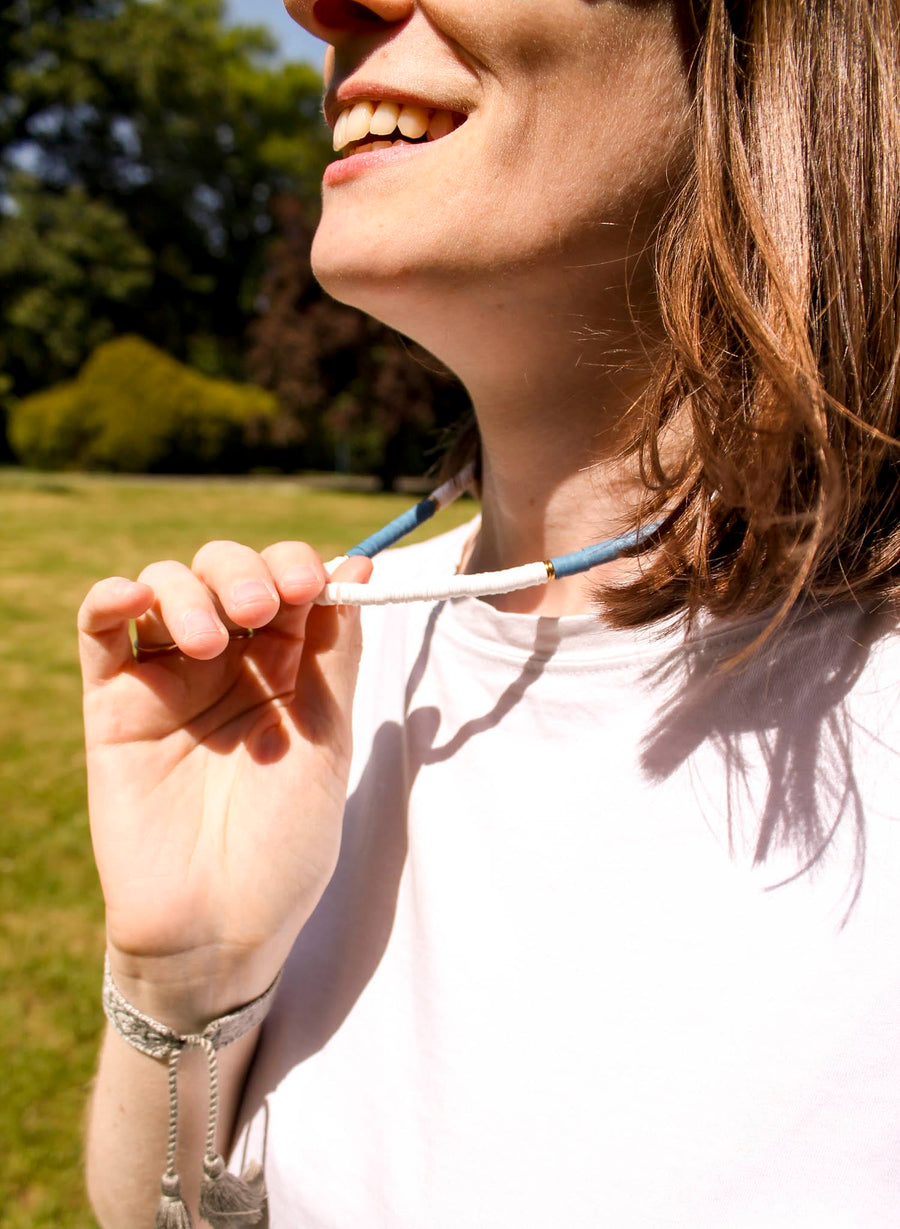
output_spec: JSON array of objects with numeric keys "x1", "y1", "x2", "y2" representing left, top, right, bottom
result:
[
  {"x1": 302, "y1": 555, "x2": 372, "y2": 674},
  {"x1": 78, "y1": 577, "x2": 155, "y2": 685},
  {"x1": 135, "y1": 559, "x2": 229, "y2": 660},
  {"x1": 261, "y1": 540, "x2": 328, "y2": 606},
  {"x1": 253, "y1": 541, "x2": 329, "y2": 644},
  {"x1": 191, "y1": 540, "x2": 281, "y2": 631},
  {"x1": 268, "y1": 547, "x2": 372, "y2": 638},
  {"x1": 292, "y1": 555, "x2": 372, "y2": 743},
  {"x1": 327, "y1": 552, "x2": 373, "y2": 591}
]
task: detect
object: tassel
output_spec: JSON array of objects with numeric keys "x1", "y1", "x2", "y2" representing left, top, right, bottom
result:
[
  {"x1": 199, "y1": 1154, "x2": 267, "y2": 1227},
  {"x1": 155, "y1": 1173, "x2": 194, "y2": 1229}
]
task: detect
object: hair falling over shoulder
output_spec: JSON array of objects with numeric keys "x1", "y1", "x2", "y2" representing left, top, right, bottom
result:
[
  {"x1": 611, "y1": 0, "x2": 900, "y2": 632},
  {"x1": 447, "y1": 0, "x2": 900, "y2": 634}
]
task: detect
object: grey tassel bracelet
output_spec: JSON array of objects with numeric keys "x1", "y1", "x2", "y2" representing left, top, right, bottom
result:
[{"x1": 102, "y1": 955, "x2": 282, "y2": 1228}]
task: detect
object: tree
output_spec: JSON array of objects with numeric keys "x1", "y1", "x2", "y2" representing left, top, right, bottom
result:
[
  {"x1": 247, "y1": 196, "x2": 472, "y2": 489},
  {"x1": 0, "y1": 0, "x2": 330, "y2": 401},
  {"x1": 0, "y1": 178, "x2": 153, "y2": 388},
  {"x1": 9, "y1": 333, "x2": 278, "y2": 472}
]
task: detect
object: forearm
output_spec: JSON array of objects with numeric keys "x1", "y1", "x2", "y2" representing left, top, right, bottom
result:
[
  {"x1": 77, "y1": 546, "x2": 367, "y2": 1226},
  {"x1": 86, "y1": 1023, "x2": 259, "y2": 1229}
]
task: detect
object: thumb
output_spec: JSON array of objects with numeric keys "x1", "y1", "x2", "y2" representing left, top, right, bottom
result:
[{"x1": 294, "y1": 554, "x2": 372, "y2": 739}]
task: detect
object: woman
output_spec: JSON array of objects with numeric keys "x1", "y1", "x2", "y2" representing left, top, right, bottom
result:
[{"x1": 81, "y1": 1, "x2": 900, "y2": 1225}]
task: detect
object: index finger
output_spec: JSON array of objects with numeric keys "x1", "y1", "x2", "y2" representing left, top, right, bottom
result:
[{"x1": 78, "y1": 577, "x2": 154, "y2": 685}]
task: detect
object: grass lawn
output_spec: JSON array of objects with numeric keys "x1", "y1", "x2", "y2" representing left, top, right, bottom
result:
[{"x1": 0, "y1": 469, "x2": 474, "y2": 1229}]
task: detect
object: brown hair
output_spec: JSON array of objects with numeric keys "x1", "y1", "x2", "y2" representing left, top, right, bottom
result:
[
  {"x1": 445, "y1": 0, "x2": 900, "y2": 633},
  {"x1": 611, "y1": 0, "x2": 900, "y2": 631}
]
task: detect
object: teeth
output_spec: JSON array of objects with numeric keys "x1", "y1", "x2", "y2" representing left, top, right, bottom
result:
[
  {"x1": 396, "y1": 105, "x2": 429, "y2": 140},
  {"x1": 370, "y1": 101, "x2": 401, "y2": 136},
  {"x1": 332, "y1": 108, "x2": 349, "y2": 152},
  {"x1": 427, "y1": 110, "x2": 455, "y2": 141},
  {"x1": 344, "y1": 100, "x2": 375, "y2": 145},
  {"x1": 332, "y1": 100, "x2": 460, "y2": 152}
]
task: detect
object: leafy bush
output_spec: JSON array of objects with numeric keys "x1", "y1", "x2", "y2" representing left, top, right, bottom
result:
[{"x1": 9, "y1": 336, "x2": 278, "y2": 473}]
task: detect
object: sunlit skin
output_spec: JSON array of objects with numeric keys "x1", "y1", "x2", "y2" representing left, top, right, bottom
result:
[
  {"x1": 82, "y1": 5, "x2": 694, "y2": 1224},
  {"x1": 288, "y1": 0, "x2": 693, "y2": 613},
  {"x1": 81, "y1": 0, "x2": 695, "y2": 1006}
]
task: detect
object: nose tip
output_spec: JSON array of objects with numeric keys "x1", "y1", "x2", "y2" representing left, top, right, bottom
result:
[
  {"x1": 282, "y1": 0, "x2": 329, "y2": 41},
  {"x1": 285, "y1": 0, "x2": 413, "y2": 40}
]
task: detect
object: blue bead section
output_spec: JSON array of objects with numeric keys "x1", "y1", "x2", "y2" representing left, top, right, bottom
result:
[
  {"x1": 550, "y1": 523, "x2": 659, "y2": 578},
  {"x1": 347, "y1": 498, "x2": 438, "y2": 558}
]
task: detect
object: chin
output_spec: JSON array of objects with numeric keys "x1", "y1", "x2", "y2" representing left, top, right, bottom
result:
[
  {"x1": 310, "y1": 224, "x2": 465, "y2": 343},
  {"x1": 312, "y1": 252, "x2": 411, "y2": 332}
]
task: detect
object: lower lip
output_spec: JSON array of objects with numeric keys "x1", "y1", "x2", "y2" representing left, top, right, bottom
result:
[{"x1": 322, "y1": 139, "x2": 440, "y2": 188}]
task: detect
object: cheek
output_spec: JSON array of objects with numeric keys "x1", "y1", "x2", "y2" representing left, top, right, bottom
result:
[
  {"x1": 309, "y1": 10, "x2": 692, "y2": 294},
  {"x1": 530, "y1": 41, "x2": 690, "y2": 225},
  {"x1": 475, "y1": 12, "x2": 691, "y2": 242}
]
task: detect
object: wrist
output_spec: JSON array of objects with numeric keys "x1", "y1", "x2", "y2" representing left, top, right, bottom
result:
[
  {"x1": 105, "y1": 942, "x2": 286, "y2": 1036},
  {"x1": 102, "y1": 954, "x2": 282, "y2": 1054},
  {"x1": 102, "y1": 953, "x2": 280, "y2": 1226}
]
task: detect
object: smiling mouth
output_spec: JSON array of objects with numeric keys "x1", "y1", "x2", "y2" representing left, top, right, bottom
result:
[{"x1": 332, "y1": 100, "x2": 466, "y2": 157}]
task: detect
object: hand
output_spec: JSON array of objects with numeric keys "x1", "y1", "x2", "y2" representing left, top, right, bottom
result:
[{"x1": 78, "y1": 539, "x2": 371, "y2": 1028}]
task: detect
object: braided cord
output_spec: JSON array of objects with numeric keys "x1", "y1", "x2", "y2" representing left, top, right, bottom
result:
[
  {"x1": 202, "y1": 1037, "x2": 220, "y2": 1164},
  {"x1": 164, "y1": 1050, "x2": 181, "y2": 1179}
]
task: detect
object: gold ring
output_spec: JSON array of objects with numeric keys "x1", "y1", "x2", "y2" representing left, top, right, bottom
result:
[
  {"x1": 133, "y1": 628, "x2": 255, "y2": 661},
  {"x1": 132, "y1": 640, "x2": 179, "y2": 660}
]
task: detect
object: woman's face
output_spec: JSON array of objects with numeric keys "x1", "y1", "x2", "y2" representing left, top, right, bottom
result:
[{"x1": 287, "y1": 0, "x2": 692, "y2": 336}]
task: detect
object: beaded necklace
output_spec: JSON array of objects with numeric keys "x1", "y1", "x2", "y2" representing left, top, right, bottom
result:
[{"x1": 318, "y1": 463, "x2": 658, "y2": 606}]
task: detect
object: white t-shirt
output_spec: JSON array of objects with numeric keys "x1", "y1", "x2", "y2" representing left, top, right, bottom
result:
[{"x1": 236, "y1": 523, "x2": 900, "y2": 1229}]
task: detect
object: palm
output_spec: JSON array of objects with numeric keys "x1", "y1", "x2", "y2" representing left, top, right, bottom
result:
[{"x1": 84, "y1": 607, "x2": 356, "y2": 966}]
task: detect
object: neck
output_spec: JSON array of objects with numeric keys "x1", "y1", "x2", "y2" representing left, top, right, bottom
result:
[
  {"x1": 353, "y1": 252, "x2": 665, "y2": 615},
  {"x1": 457, "y1": 325, "x2": 657, "y2": 616}
]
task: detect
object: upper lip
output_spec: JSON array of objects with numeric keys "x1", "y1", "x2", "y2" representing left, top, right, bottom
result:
[{"x1": 323, "y1": 81, "x2": 470, "y2": 129}]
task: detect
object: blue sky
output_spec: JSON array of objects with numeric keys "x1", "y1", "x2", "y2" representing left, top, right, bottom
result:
[{"x1": 225, "y1": 0, "x2": 326, "y2": 66}]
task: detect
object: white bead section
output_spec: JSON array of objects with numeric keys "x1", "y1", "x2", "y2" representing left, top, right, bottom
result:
[{"x1": 316, "y1": 561, "x2": 550, "y2": 606}]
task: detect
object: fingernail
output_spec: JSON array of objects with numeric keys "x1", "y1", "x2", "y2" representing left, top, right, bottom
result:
[
  {"x1": 232, "y1": 580, "x2": 277, "y2": 608},
  {"x1": 282, "y1": 565, "x2": 321, "y2": 589},
  {"x1": 182, "y1": 609, "x2": 223, "y2": 639}
]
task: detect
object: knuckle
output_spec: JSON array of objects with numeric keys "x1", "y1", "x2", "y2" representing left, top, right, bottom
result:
[
  {"x1": 77, "y1": 576, "x2": 123, "y2": 623},
  {"x1": 261, "y1": 540, "x2": 323, "y2": 569},
  {"x1": 75, "y1": 600, "x2": 94, "y2": 633},
  {"x1": 137, "y1": 559, "x2": 182, "y2": 585},
  {"x1": 80, "y1": 578, "x2": 106, "y2": 609},
  {"x1": 191, "y1": 539, "x2": 250, "y2": 570},
  {"x1": 266, "y1": 539, "x2": 315, "y2": 554}
]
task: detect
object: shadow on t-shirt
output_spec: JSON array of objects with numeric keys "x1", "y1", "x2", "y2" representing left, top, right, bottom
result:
[
  {"x1": 238, "y1": 601, "x2": 557, "y2": 1121},
  {"x1": 236, "y1": 599, "x2": 898, "y2": 1137},
  {"x1": 641, "y1": 602, "x2": 895, "y2": 918}
]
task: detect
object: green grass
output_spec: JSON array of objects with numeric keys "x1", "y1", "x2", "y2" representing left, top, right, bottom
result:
[{"x1": 0, "y1": 469, "x2": 474, "y2": 1228}]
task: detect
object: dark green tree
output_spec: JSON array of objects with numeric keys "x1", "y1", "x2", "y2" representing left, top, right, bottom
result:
[
  {"x1": 248, "y1": 196, "x2": 472, "y2": 489},
  {"x1": 0, "y1": 178, "x2": 153, "y2": 390},
  {"x1": 0, "y1": 0, "x2": 330, "y2": 402}
]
